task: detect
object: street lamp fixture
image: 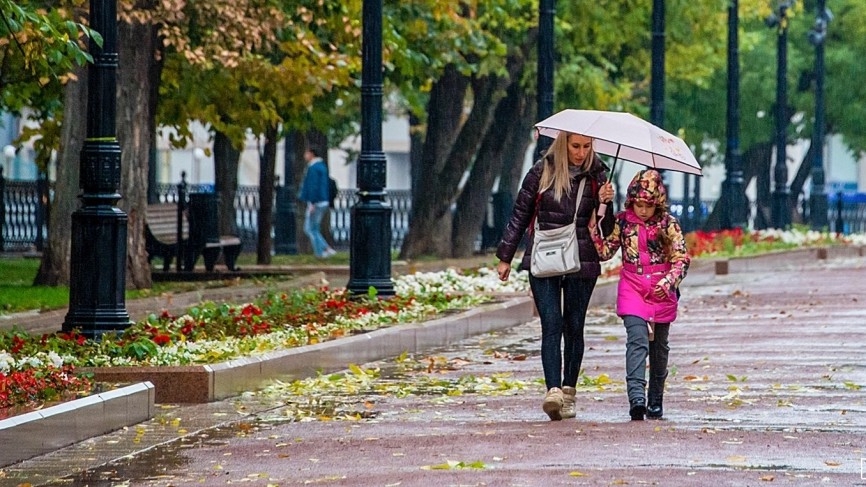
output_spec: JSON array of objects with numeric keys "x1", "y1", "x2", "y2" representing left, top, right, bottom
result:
[
  {"x1": 347, "y1": 0, "x2": 394, "y2": 297},
  {"x1": 63, "y1": 0, "x2": 131, "y2": 338},
  {"x1": 768, "y1": 1, "x2": 791, "y2": 229},
  {"x1": 536, "y1": 0, "x2": 555, "y2": 157},
  {"x1": 722, "y1": 0, "x2": 746, "y2": 230},
  {"x1": 808, "y1": 1, "x2": 831, "y2": 230}
]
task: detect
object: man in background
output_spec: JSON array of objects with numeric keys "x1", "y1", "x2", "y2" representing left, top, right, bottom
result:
[{"x1": 299, "y1": 147, "x2": 336, "y2": 258}]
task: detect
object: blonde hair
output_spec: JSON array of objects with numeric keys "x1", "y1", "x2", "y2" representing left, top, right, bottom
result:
[{"x1": 538, "y1": 131, "x2": 593, "y2": 201}]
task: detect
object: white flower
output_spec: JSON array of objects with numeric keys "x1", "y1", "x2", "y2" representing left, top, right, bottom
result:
[
  {"x1": 25, "y1": 356, "x2": 43, "y2": 368},
  {"x1": 47, "y1": 351, "x2": 65, "y2": 368},
  {"x1": 0, "y1": 352, "x2": 14, "y2": 374}
]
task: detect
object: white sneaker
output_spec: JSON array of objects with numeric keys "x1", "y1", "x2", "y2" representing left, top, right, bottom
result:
[
  {"x1": 561, "y1": 386, "x2": 576, "y2": 419},
  {"x1": 322, "y1": 248, "x2": 337, "y2": 258},
  {"x1": 542, "y1": 387, "x2": 564, "y2": 421}
]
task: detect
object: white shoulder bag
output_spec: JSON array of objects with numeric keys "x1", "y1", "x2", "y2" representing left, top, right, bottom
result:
[{"x1": 530, "y1": 177, "x2": 587, "y2": 278}]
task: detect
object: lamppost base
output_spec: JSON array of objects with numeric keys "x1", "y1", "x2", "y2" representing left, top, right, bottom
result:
[
  {"x1": 771, "y1": 191, "x2": 790, "y2": 229},
  {"x1": 809, "y1": 193, "x2": 829, "y2": 231},
  {"x1": 273, "y1": 186, "x2": 298, "y2": 255},
  {"x1": 63, "y1": 205, "x2": 132, "y2": 339},
  {"x1": 347, "y1": 198, "x2": 394, "y2": 297}
]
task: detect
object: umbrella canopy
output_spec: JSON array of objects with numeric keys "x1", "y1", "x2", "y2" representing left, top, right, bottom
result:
[{"x1": 535, "y1": 109, "x2": 702, "y2": 176}]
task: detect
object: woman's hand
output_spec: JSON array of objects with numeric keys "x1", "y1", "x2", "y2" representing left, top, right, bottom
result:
[
  {"x1": 599, "y1": 182, "x2": 614, "y2": 204},
  {"x1": 497, "y1": 261, "x2": 511, "y2": 281}
]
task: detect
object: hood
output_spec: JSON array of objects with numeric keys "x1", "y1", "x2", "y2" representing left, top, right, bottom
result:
[{"x1": 624, "y1": 169, "x2": 667, "y2": 209}]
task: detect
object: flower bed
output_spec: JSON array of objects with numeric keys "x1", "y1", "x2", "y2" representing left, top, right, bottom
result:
[{"x1": 1, "y1": 268, "x2": 528, "y2": 412}]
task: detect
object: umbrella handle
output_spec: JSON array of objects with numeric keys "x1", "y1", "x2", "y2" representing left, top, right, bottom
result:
[
  {"x1": 598, "y1": 151, "x2": 618, "y2": 218},
  {"x1": 597, "y1": 202, "x2": 607, "y2": 218}
]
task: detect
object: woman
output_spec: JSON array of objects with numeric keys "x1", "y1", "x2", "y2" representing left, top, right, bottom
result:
[{"x1": 496, "y1": 131, "x2": 614, "y2": 421}]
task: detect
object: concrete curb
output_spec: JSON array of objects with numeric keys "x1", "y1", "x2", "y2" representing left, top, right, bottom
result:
[{"x1": 0, "y1": 382, "x2": 155, "y2": 467}]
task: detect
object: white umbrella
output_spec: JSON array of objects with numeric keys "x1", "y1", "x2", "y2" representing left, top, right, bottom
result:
[{"x1": 535, "y1": 109, "x2": 702, "y2": 176}]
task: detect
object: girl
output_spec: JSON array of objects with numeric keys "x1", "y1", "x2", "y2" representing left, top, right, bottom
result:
[
  {"x1": 497, "y1": 131, "x2": 614, "y2": 421},
  {"x1": 590, "y1": 169, "x2": 689, "y2": 420}
]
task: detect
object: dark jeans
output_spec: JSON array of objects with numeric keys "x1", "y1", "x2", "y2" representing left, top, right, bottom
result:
[
  {"x1": 529, "y1": 274, "x2": 597, "y2": 390},
  {"x1": 623, "y1": 315, "x2": 670, "y2": 403}
]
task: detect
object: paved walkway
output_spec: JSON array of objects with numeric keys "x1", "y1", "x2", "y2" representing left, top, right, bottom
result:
[{"x1": 2, "y1": 252, "x2": 866, "y2": 486}]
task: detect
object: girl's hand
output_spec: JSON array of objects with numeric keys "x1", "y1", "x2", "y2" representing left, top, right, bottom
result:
[
  {"x1": 588, "y1": 212, "x2": 597, "y2": 233},
  {"x1": 652, "y1": 283, "x2": 667, "y2": 299},
  {"x1": 497, "y1": 261, "x2": 511, "y2": 281}
]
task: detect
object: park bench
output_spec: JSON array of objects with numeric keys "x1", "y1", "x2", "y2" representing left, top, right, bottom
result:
[
  {"x1": 145, "y1": 203, "x2": 188, "y2": 272},
  {"x1": 145, "y1": 202, "x2": 241, "y2": 272}
]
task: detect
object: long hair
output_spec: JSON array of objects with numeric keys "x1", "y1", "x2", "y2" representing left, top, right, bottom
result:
[{"x1": 538, "y1": 131, "x2": 594, "y2": 201}]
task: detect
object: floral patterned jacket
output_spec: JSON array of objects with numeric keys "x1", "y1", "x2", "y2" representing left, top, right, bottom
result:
[{"x1": 590, "y1": 168, "x2": 689, "y2": 322}]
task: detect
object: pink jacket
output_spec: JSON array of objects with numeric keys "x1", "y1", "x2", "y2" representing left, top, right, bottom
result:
[{"x1": 591, "y1": 170, "x2": 690, "y2": 323}]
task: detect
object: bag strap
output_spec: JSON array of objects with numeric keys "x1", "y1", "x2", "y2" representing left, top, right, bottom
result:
[
  {"x1": 572, "y1": 177, "x2": 587, "y2": 223},
  {"x1": 534, "y1": 177, "x2": 587, "y2": 232}
]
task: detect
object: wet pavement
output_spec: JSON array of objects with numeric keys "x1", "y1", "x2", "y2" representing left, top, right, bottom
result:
[{"x1": 2, "y1": 253, "x2": 866, "y2": 486}]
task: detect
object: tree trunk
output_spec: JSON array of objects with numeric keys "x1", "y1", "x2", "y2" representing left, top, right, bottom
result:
[
  {"x1": 451, "y1": 78, "x2": 533, "y2": 257},
  {"x1": 256, "y1": 125, "x2": 277, "y2": 264},
  {"x1": 409, "y1": 112, "x2": 423, "y2": 197},
  {"x1": 749, "y1": 142, "x2": 774, "y2": 230},
  {"x1": 116, "y1": 16, "x2": 159, "y2": 289},
  {"x1": 401, "y1": 68, "x2": 515, "y2": 259},
  {"x1": 398, "y1": 66, "x2": 469, "y2": 259},
  {"x1": 214, "y1": 130, "x2": 240, "y2": 236},
  {"x1": 33, "y1": 67, "x2": 86, "y2": 286},
  {"x1": 290, "y1": 131, "x2": 309, "y2": 254},
  {"x1": 703, "y1": 141, "x2": 773, "y2": 231},
  {"x1": 788, "y1": 142, "x2": 815, "y2": 225}
]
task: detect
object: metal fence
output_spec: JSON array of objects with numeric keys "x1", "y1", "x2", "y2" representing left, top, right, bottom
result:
[
  {"x1": 4, "y1": 173, "x2": 866, "y2": 254},
  {"x1": 0, "y1": 172, "x2": 49, "y2": 252}
]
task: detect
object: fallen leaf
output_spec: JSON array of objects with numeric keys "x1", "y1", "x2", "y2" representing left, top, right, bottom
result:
[
  {"x1": 824, "y1": 460, "x2": 840, "y2": 467},
  {"x1": 759, "y1": 475, "x2": 774, "y2": 481},
  {"x1": 569, "y1": 471, "x2": 587, "y2": 477}
]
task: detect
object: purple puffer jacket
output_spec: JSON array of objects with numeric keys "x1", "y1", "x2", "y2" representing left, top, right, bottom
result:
[{"x1": 496, "y1": 155, "x2": 613, "y2": 278}]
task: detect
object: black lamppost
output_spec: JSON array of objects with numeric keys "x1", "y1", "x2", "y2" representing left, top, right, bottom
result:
[
  {"x1": 768, "y1": 1, "x2": 791, "y2": 229},
  {"x1": 650, "y1": 0, "x2": 664, "y2": 130},
  {"x1": 63, "y1": 0, "x2": 131, "y2": 338},
  {"x1": 650, "y1": 0, "x2": 672, "y2": 195},
  {"x1": 808, "y1": 0, "x2": 830, "y2": 230},
  {"x1": 347, "y1": 0, "x2": 394, "y2": 296},
  {"x1": 274, "y1": 134, "x2": 298, "y2": 254},
  {"x1": 723, "y1": 0, "x2": 747, "y2": 229},
  {"x1": 536, "y1": 0, "x2": 555, "y2": 157}
]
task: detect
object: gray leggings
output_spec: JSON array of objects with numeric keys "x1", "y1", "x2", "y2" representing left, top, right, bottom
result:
[{"x1": 623, "y1": 315, "x2": 670, "y2": 402}]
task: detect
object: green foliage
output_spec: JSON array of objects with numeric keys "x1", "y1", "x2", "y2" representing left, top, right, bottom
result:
[{"x1": 0, "y1": 1, "x2": 97, "y2": 115}]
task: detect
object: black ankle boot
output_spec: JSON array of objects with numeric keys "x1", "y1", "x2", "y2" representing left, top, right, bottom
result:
[
  {"x1": 646, "y1": 398, "x2": 663, "y2": 419},
  {"x1": 629, "y1": 398, "x2": 646, "y2": 421}
]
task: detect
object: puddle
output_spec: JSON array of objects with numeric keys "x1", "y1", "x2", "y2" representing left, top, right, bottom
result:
[{"x1": 42, "y1": 426, "x2": 252, "y2": 486}]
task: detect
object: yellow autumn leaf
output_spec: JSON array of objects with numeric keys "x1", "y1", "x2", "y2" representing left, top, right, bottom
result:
[{"x1": 569, "y1": 471, "x2": 587, "y2": 477}]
